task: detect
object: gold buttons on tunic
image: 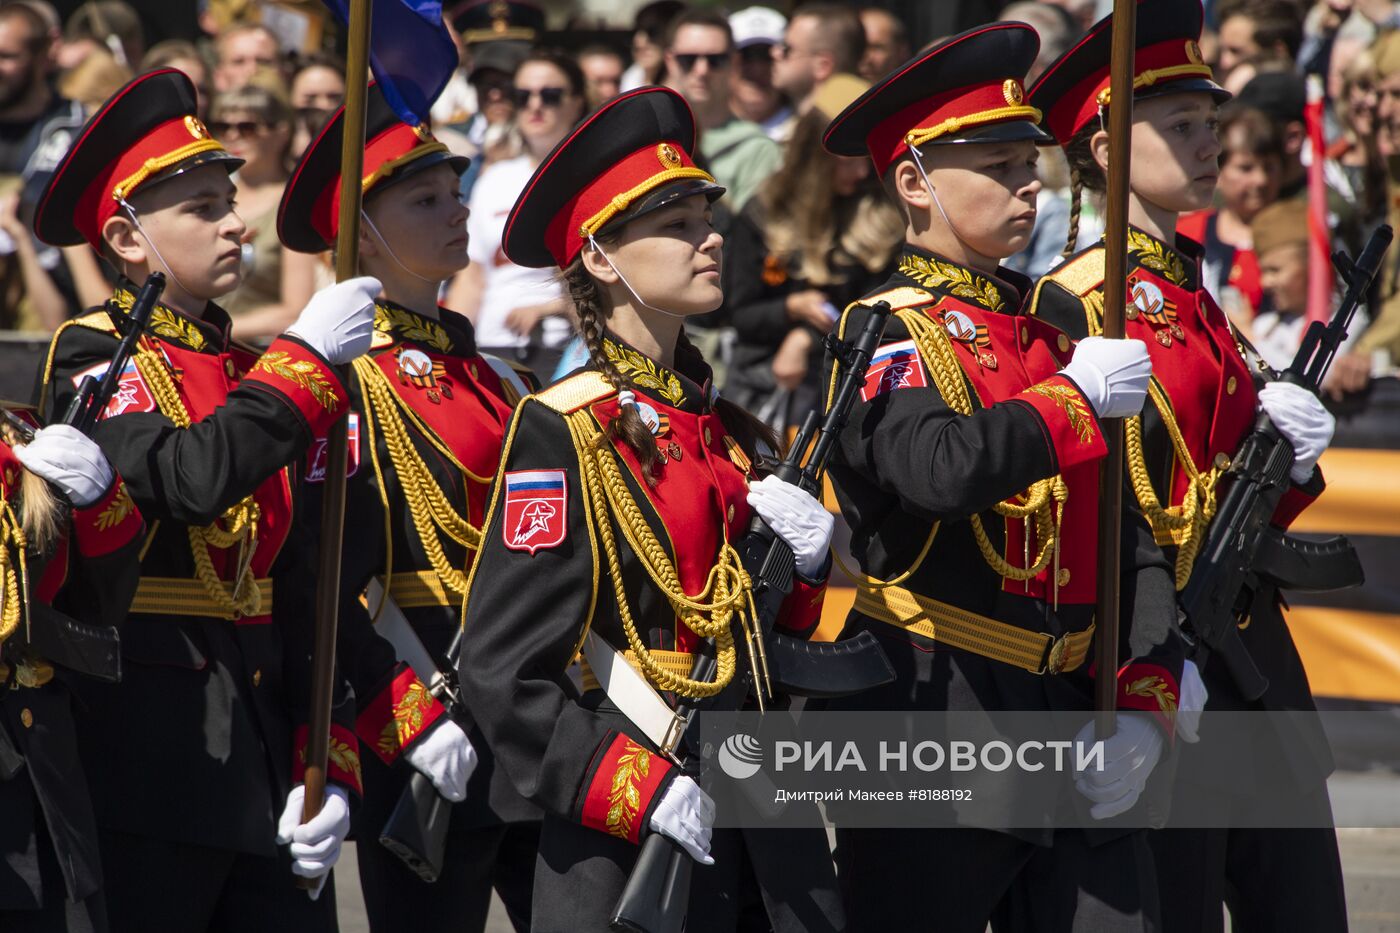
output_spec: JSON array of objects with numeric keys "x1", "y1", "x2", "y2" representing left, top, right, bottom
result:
[
  {"x1": 1214, "y1": 453, "x2": 1231, "y2": 470},
  {"x1": 1057, "y1": 568, "x2": 1071, "y2": 587},
  {"x1": 19, "y1": 709, "x2": 32, "y2": 728},
  {"x1": 1226, "y1": 376, "x2": 1238, "y2": 395},
  {"x1": 470, "y1": 364, "x2": 479, "y2": 379},
  {"x1": 224, "y1": 359, "x2": 237, "y2": 379},
  {"x1": 703, "y1": 427, "x2": 712, "y2": 445},
  {"x1": 727, "y1": 504, "x2": 735, "y2": 523},
  {"x1": 252, "y1": 669, "x2": 262, "y2": 686},
  {"x1": 1057, "y1": 334, "x2": 1070, "y2": 353},
  {"x1": 1021, "y1": 326, "x2": 1030, "y2": 346}
]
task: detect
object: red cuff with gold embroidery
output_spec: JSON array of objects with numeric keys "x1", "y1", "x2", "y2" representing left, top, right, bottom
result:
[
  {"x1": 71, "y1": 478, "x2": 142, "y2": 557},
  {"x1": 356, "y1": 664, "x2": 448, "y2": 765},
  {"x1": 293, "y1": 722, "x2": 364, "y2": 797},
  {"x1": 776, "y1": 572, "x2": 827, "y2": 637},
  {"x1": 243, "y1": 337, "x2": 347, "y2": 436},
  {"x1": 1272, "y1": 469, "x2": 1323, "y2": 530},
  {"x1": 1116, "y1": 661, "x2": 1181, "y2": 740},
  {"x1": 1011, "y1": 375, "x2": 1107, "y2": 472},
  {"x1": 578, "y1": 732, "x2": 674, "y2": 844}
]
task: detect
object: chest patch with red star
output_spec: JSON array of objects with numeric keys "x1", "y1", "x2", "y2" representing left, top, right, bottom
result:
[
  {"x1": 861, "y1": 339, "x2": 927, "y2": 401},
  {"x1": 71, "y1": 358, "x2": 156, "y2": 418},
  {"x1": 502, "y1": 469, "x2": 567, "y2": 554}
]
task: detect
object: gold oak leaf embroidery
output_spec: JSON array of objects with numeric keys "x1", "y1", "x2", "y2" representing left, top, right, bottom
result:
[
  {"x1": 377, "y1": 305, "x2": 452, "y2": 353},
  {"x1": 110, "y1": 289, "x2": 208, "y2": 351},
  {"x1": 95, "y1": 486, "x2": 135, "y2": 531},
  {"x1": 1025, "y1": 383, "x2": 1094, "y2": 443},
  {"x1": 1127, "y1": 230, "x2": 1187, "y2": 286},
  {"x1": 328, "y1": 736, "x2": 363, "y2": 788},
  {"x1": 897, "y1": 254, "x2": 1005, "y2": 314},
  {"x1": 253, "y1": 352, "x2": 340, "y2": 410},
  {"x1": 605, "y1": 740, "x2": 652, "y2": 840},
  {"x1": 1126, "y1": 675, "x2": 1179, "y2": 715},
  {"x1": 603, "y1": 341, "x2": 685, "y2": 406},
  {"x1": 377, "y1": 679, "x2": 436, "y2": 756}
]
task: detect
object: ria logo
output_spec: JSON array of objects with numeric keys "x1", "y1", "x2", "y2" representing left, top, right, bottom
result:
[{"x1": 717, "y1": 732, "x2": 763, "y2": 780}]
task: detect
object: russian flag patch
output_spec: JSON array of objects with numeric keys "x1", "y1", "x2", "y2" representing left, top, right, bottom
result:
[
  {"x1": 503, "y1": 469, "x2": 568, "y2": 554},
  {"x1": 860, "y1": 340, "x2": 927, "y2": 401}
]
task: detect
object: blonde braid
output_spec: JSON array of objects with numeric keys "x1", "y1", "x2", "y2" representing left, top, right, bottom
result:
[{"x1": 1063, "y1": 165, "x2": 1084, "y2": 260}]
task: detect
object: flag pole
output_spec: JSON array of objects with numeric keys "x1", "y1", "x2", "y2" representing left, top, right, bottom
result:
[
  {"x1": 300, "y1": 0, "x2": 373, "y2": 860},
  {"x1": 1094, "y1": 0, "x2": 1136, "y2": 739}
]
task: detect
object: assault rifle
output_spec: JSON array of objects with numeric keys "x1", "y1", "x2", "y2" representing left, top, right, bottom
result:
[
  {"x1": 10, "y1": 272, "x2": 165, "y2": 684},
  {"x1": 1179, "y1": 227, "x2": 1389, "y2": 700},
  {"x1": 610, "y1": 300, "x2": 897, "y2": 933}
]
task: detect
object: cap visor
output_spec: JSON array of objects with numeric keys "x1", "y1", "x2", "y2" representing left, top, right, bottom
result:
[
  {"x1": 1136, "y1": 77, "x2": 1231, "y2": 106},
  {"x1": 920, "y1": 120, "x2": 1053, "y2": 146},
  {"x1": 595, "y1": 178, "x2": 726, "y2": 238},
  {"x1": 139, "y1": 149, "x2": 246, "y2": 195}
]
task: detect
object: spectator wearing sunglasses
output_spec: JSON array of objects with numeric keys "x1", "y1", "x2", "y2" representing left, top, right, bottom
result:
[
  {"x1": 448, "y1": 49, "x2": 585, "y2": 376},
  {"x1": 730, "y1": 6, "x2": 794, "y2": 142},
  {"x1": 288, "y1": 52, "x2": 345, "y2": 160},
  {"x1": 209, "y1": 75, "x2": 310, "y2": 342},
  {"x1": 665, "y1": 9, "x2": 782, "y2": 213},
  {"x1": 771, "y1": 1, "x2": 865, "y2": 116}
]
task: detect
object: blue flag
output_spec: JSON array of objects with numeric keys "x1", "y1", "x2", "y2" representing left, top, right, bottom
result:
[{"x1": 321, "y1": 0, "x2": 457, "y2": 126}]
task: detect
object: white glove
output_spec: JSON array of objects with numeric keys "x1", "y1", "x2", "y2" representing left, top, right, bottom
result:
[
  {"x1": 276, "y1": 783, "x2": 351, "y2": 899},
  {"x1": 1258, "y1": 382, "x2": 1334, "y2": 483},
  {"x1": 12, "y1": 424, "x2": 114, "y2": 507},
  {"x1": 404, "y1": 718, "x2": 477, "y2": 802},
  {"x1": 1073, "y1": 713, "x2": 1164, "y2": 820},
  {"x1": 285, "y1": 276, "x2": 381, "y2": 365},
  {"x1": 1060, "y1": 336, "x2": 1152, "y2": 419},
  {"x1": 1176, "y1": 660, "x2": 1207, "y2": 744},
  {"x1": 746, "y1": 475, "x2": 833, "y2": 577},
  {"x1": 649, "y1": 775, "x2": 715, "y2": 865}
]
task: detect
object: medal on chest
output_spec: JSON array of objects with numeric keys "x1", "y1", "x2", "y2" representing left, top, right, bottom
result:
[
  {"x1": 396, "y1": 347, "x2": 454, "y2": 403},
  {"x1": 939, "y1": 307, "x2": 998, "y2": 369},
  {"x1": 1126, "y1": 279, "x2": 1185, "y2": 347}
]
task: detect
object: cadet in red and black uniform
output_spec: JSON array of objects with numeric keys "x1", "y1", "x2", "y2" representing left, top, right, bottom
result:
[
  {"x1": 0, "y1": 414, "x2": 142, "y2": 932},
  {"x1": 279, "y1": 84, "x2": 540, "y2": 932},
  {"x1": 32, "y1": 70, "x2": 378, "y2": 932},
  {"x1": 817, "y1": 25, "x2": 1193, "y2": 932},
  {"x1": 459, "y1": 87, "x2": 844, "y2": 932},
  {"x1": 1027, "y1": 3, "x2": 1344, "y2": 930}
]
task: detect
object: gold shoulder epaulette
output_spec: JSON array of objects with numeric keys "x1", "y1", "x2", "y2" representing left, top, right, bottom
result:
[
  {"x1": 70, "y1": 308, "x2": 119, "y2": 335},
  {"x1": 1045, "y1": 248, "x2": 1106, "y2": 297},
  {"x1": 532, "y1": 371, "x2": 616, "y2": 415},
  {"x1": 846, "y1": 286, "x2": 937, "y2": 315},
  {"x1": 37, "y1": 310, "x2": 119, "y2": 419}
]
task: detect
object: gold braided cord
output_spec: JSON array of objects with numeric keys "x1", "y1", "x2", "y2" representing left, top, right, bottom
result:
[
  {"x1": 131, "y1": 343, "x2": 262, "y2": 616},
  {"x1": 897, "y1": 310, "x2": 1067, "y2": 581},
  {"x1": 1081, "y1": 293, "x2": 1222, "y2": 588},
  {"x1": 0, "y1": 496, "x2": 30, "y2": 644},
  {"x1": 565, "y1": 409, "x2": 749, "y2": 699},
  {"x1": 351, "y1": 358, "x2": 481, "y2": 606}
]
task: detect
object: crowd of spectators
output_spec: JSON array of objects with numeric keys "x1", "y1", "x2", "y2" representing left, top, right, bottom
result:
[{"x1": 2, "y1": 0, "x2": 1400, "y2": 422}]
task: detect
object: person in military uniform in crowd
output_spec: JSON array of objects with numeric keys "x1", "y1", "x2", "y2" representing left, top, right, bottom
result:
[
  {"x1": 32, "y1": 69, "x2": 380, "y2": 932},
  {"x1": 818, "y1": 23, "x2": 1194, "y2": 932},
  {"x1": 0, "y1": 412, "x2": 143, "y2": 932},
  {"x1": 279, "y1": 84, "x2": 540, "y2": 933},
  {"x1": 458, "y1": 86, "x2": 845, "y2": 932},
  {"x1": 1026, "y1": 2, "x2": 1344, "y2": 930}
]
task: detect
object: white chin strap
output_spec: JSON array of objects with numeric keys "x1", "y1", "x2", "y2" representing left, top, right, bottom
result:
[
  {"x1": 362, "y1": 211, "x2": 439, "y2": 287},
  {"x1": 118, "y1": 198, "x2": 196, "y2": 298},
  {"x1": 908, "y1": 143, "x2": 963, "y2": 245},
  {"x1": 586, "y1": 234, "x2": 688, "y2": 320}
]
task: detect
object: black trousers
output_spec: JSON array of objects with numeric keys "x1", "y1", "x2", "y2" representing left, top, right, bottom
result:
[
  {"x1": 356, "y1": 820, "x2": 537, "y2": 932},
  {"x1": 98, "y1": 831, "x2": 338, "y2": 933},
  {"x1": 1150, "y1": 823, "x2": 1347, "y2": 933},
  {"x1": 837, "y1": 827, "x2": 1159, "y2": 933},
  {"x1": 0, "y1": 817, "x2": 106, "y2": 933}
]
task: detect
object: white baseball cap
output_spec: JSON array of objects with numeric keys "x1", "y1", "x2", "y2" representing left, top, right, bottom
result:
[{"x1": 729, "y1": 6, "x2": 787, "y2": 50}]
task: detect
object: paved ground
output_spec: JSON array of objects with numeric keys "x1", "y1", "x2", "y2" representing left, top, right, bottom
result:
[{"x1": 335, "y1": 770, "x2": 1400, "y2": 933}]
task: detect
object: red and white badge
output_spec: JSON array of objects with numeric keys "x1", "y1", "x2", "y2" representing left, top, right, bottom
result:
[
  {"x1": 71, "y1": 359, "x2": 156, "y2": 418},
  {"x1": 306, "y1": 412, "x2": 361, "y2": 483},
  {"x1": 861, "y1": 339, "x2": 927, "y2": 401},
  {"x1": 502, "y1": 469, "x2": 567, "y2": 554}
]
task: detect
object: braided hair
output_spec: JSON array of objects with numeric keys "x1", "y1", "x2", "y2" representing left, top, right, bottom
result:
[
  {"x1": 562, "y1": 249, "x2": 780, "y2": 486},
  {"x1": 1062, "y1": 122, "x2": 1105, "y2": 259}
]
